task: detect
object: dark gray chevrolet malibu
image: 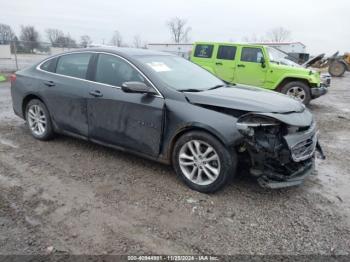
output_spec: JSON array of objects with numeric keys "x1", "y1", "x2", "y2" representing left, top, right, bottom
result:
[{"x1": 10, "y1": 47, "x2": 323, "y2": 193}]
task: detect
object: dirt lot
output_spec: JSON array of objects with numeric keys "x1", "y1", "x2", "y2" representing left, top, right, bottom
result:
[{"x1": 0, "y1": 75, "x2": 350, "y2": 255}]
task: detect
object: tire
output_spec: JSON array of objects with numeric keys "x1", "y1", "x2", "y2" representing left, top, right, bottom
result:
[
  {"x1": 25, "y1": 99, "x2": 55, "y2": 141},
  {"x1": 172, "y1": 131, "x2": 237, "y2": 193},
  {"x1": 280, "y1": 81, "x2": 311, "y2": 105},
  {"x1": 328, "y1": 61, "x2": 346, "y2": 77}
]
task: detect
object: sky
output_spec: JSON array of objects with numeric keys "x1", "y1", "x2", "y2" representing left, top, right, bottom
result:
[{"x1": 1, "y1": 0, "x2": 349, "y2": 55}]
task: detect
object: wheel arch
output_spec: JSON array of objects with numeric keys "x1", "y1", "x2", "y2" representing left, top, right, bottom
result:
[
  {"x1": 276, "y1": 77, "x2": 310, "y2": 92},
  {"x1": 167, "y1": 124, "x2": 231, "y2": 165},
  {"x1": 22, "y1": 94, "x2": 45, "y2": 120}
]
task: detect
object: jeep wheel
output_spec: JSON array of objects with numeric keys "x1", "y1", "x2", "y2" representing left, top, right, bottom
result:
[
  {"x1": 280, "y1": 81, "x2": 311, "y2": 105},
  {"x1": 172, "y1": 131, "x2": 237, "y2": 193}
]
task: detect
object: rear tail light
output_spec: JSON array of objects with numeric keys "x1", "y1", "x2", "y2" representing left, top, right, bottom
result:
[{"x1": 10, "y1": 74, "x2": 16, "y2": 84}]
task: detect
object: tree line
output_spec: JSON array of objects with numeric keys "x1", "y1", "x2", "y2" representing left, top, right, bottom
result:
[{"x1": 0, "y1": 17, "x2": 291, "y2": 53}]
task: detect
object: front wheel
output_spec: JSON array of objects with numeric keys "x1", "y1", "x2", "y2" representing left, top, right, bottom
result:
[
  {"x1": 172, "y1": 131, "x2": 237, "y2": 193},
  {"x1": 280, "y1": 81, "x2": 311, "y2": 105}
]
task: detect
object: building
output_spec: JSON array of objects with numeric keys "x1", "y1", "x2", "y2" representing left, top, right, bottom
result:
[
  {"x1": 0, "y1": 45, "x2": 11, "y2": 59},
  {"x1": 147, "y1": 43, "x2": 193, "y2": 59},
  {"x1": 251, "y1": 42, "x2": 306, "y2": 54}
]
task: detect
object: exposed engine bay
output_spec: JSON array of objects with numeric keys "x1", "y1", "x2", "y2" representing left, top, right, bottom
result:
[{"x1": 236, "y1": 112, "x2": 325, "y2": 189}]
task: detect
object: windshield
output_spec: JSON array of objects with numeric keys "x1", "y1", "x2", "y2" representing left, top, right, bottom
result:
[
  {"x1": 267, "y1": 47, "x2": 301, "y2": 67},
  {"x1": 137, "y1": 55, "x2": 224, "y2": 91}
]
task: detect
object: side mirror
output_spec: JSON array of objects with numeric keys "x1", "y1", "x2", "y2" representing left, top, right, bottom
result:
[
  {"x1": 121, "y1": 81, "x2": 156, "y2": 95},
  {"x1": 260, "y1": 56, "x2": 266, "y2": 68}
]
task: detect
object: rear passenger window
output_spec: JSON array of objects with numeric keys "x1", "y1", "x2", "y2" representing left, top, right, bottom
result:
[
  {"x1": 56, "y1": 53, "x2": 92, "y2": 79},
  {"x1": 241, "y1": 47, "x2": 263, "y2": 63},
  {"x1": 217, "y1": 45, "x2": 236, "y2": 60},
  {"x1": 40, "y1": 58, "x2": 57, "y2": 72},
  {"x1": 194, "y1": 44, "x2": 214, "y2": 58}
]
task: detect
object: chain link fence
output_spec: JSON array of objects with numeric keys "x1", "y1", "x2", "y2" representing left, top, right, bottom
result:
[{"x1": 0, "y1": 41, "x2": 82, "y2": 73}]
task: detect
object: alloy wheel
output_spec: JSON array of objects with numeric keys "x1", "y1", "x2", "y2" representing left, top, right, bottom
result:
[
  {"x1": 287, "y1": 86, "x2": 306, "y2": 102},
  {"x1": 178, "y1": 140, "x2": 221, "y2": 186},
  {"x1": 27, "y1": 104, "x2": 47, "y2": 136}
]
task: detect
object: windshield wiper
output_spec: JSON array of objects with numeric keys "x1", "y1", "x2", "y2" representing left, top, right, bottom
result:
[
  {"x1": 207, "y1": 84, "x2": 226, "y2": 90},
  {"x1": 179, "y1": 84, "x2": 226, "y2": 92},
  {"x1": 178, "y1": 88, "x2": 203, "y2": 92}
]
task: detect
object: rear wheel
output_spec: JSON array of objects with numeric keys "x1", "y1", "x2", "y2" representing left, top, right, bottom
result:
[
  {"x1": 25, "y1": 99, "x2": 54, "y2": 140},
  {"x1": 172, "y1": 131, "x2": 237, "y2": 193},
  {"x1": 280, "y1": 81, "x2": 311, "y2": 105},
  {"x1": 328, "y1": 61, "x2": 346, "y2": 77}
]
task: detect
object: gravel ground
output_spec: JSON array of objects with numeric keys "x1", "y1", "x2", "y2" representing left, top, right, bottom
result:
[{"x1": 0, "y1": 74, "x2": 349, "y2": 255}]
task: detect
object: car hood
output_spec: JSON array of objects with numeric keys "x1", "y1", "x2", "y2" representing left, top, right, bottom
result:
[
  {"x1": 302, "y1": 53, "x2": 325, "y2": 68},
  {"x1": 184, "y1": 85, "x2": 305, "y2": 114}
]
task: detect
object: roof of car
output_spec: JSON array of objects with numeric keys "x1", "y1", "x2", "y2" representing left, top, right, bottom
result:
[{"x1": 73, "y1": 47, "x2": 172, "y2": 57}]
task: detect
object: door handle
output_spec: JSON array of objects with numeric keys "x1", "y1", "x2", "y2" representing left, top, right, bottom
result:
[
  {"x1": 237, "y1": 64, "x2": 245, "y2": 68},
  {"x1": 89, "y1": 90, "x2": 103, "y2": 97},
  {"x1": 44, "y1": 80, "x2": 55, "y2": 87},
  {"x1": 215, "y1": 62, "x2": 223, "y2": 65}
]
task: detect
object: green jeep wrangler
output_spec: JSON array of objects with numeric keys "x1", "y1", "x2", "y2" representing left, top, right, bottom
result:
[{"x1": 190, "y1": 42, "x2": 328, "y2": 104}]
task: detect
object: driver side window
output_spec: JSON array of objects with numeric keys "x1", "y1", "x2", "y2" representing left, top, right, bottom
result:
[
  {"x1": 95, "y1": 54, "x2": 145, "y2": 87},
  {"x1": 241, "y1": 47, "x2": 263, "y2": 63}
]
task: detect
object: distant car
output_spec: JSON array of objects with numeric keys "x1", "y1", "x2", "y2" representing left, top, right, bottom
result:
[
  {"x1": 11, "y1": 48, "x2": 323, "y2": 192},
  {"x1": 190, "y1": 42, "x2": 329, "y2": 104}
]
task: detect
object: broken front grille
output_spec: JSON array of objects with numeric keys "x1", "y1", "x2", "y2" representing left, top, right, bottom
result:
[{"x1": 290, "y1": 134, "x2": 317, "y2": 162}]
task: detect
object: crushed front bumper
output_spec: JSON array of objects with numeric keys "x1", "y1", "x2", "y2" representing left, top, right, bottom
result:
[
  {"x1": 245, "y1": 120, "x2": 324, "y2": 189},
  {"x1": 256, "y1": 139, "x2": 325, "y2": 189},
  {"x1": 311, "y1": 84, "x2": 328, "y2": 99},
  {"x1": 257, "y1": 159, "x2": 314, "y2": 189}
]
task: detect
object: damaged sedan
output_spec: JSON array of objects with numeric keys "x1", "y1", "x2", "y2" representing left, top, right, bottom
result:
[{"x1": 10, "y1": 48, "x2": 324, "y2": 193}]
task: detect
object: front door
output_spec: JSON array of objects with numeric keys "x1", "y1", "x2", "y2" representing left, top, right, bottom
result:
[
  {"x1": 235, "y1": 47, "x2": 267, "y2": 87},
  {"x1": 214, "y1": 45, "x2": 237, "y2": 83},
  {"x1": 87, "y1": 53, "x2": 164, "y2": 156}
]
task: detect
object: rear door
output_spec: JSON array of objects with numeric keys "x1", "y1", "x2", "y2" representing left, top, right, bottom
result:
[
  {"x1": 40, "y1": 52, "x2": 93, "y2": 137},
  {"x1": 87, "y1": 53, "x2": 164, "y2": 156},
  {"x1": 235, "y1": 46, "x2": 267, "y2": 87},
  {"x1": 214, "y1": 45, "x2": 237, "y2": 83}
]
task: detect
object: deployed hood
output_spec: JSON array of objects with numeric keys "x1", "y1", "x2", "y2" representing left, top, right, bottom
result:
[{"x1": 185, "y1": 85, "x2": 305, "y2": 114}]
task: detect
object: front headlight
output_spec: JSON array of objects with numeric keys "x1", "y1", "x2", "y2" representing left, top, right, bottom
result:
[{"x1": 236, "y1": 115, "x2": 280, "y2": 136}]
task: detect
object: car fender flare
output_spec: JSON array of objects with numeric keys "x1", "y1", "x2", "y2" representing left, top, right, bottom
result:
[
  {"x1": 167, "y1": 122, "x2": 233, "y2": 163},
  {"x1": 276, "y1": 76, "x2": 312, "y2": 91},
  {"x1": 21, "y1": 92, "x2": 48, "y2": 119}
]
